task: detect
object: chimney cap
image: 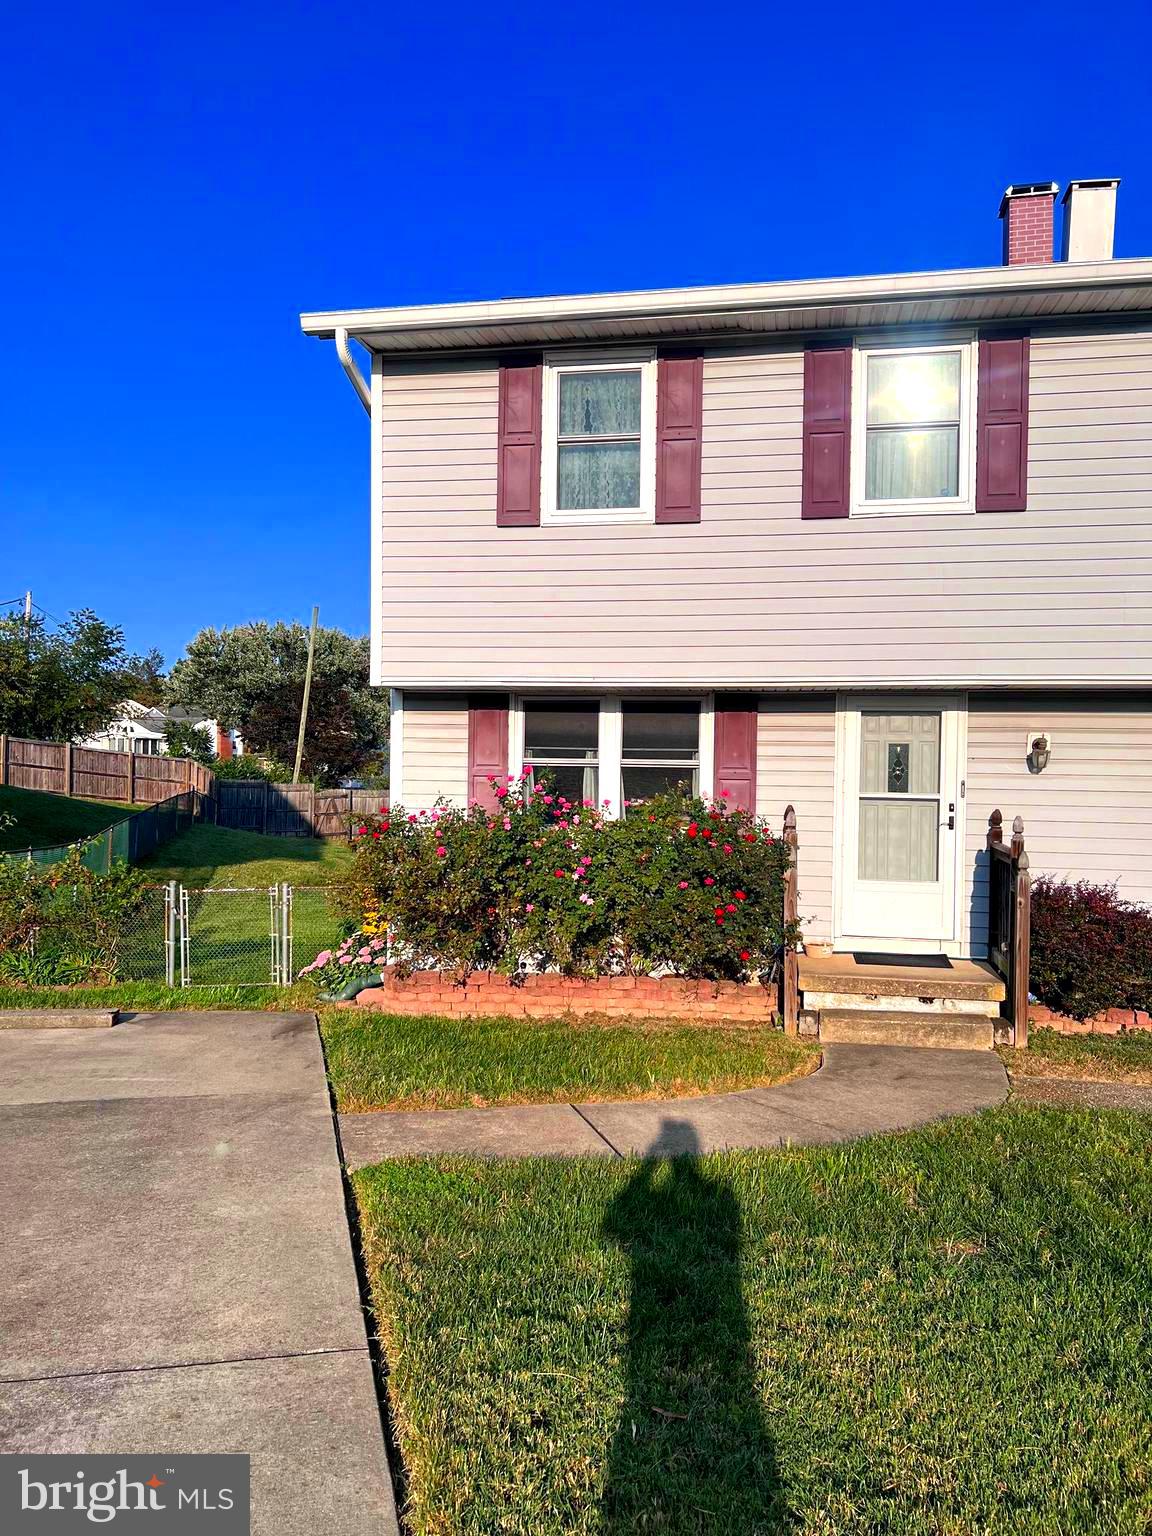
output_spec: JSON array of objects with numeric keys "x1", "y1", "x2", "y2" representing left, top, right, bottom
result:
[
  {"x1": 999, "y1": 182, "x2": 1059, "y2": 218},
  {"x1": 1061, "y1": 177, "x2": 1121, "y2": 204}
]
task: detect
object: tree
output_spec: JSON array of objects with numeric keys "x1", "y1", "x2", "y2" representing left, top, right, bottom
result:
[
  {"x1": 119, "y1": 647, "x2": 167, "y2": 707},
  {"x1": 167, "y1": 621, "x2": 388, "y2": 785},
  {"x1": 163, "y1": 719, "x2": 215, "y2": 765},
  {"x1": 0, "y1": 609, "x2": 131, "y2": 741}
]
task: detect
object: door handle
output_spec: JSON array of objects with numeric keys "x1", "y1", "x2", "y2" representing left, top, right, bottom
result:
[{"x1": 942, "y1": 802, "x2": 955, "y2": 831}]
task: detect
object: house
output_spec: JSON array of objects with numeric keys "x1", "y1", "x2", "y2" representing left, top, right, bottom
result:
[
  {"x1": 301, "y1": 179, "x2": 1152, "y2": 1035},
  {"x1": 79, "y1": 700, "x2": 243, "y2": 759}
]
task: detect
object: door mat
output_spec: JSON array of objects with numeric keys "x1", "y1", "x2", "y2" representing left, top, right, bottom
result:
[{"x1": 852, "y1": 952, "x2": 953, "y2": 969}]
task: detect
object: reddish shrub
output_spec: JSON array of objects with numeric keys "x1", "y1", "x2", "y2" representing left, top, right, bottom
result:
[{"x1": 1030, "y1": 877, "x2": 1152, "y2": 1022}]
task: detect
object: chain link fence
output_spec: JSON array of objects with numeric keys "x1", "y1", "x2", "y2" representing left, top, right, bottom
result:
[{"x1": 104, "y1": 884, "x2": 341, "y2": 986}]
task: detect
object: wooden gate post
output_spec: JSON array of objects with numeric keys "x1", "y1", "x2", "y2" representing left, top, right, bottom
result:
[
  {"x1": 0, "y1": 734, "x2": 7, "y2": 786},
  {"x1": 127, "y1": 750, "x2": 136, "y2": 805},
  {"x1": 63, "y1": 741, "x2": 74, "y2": 797},
  {"x1": 1014, "y1": 839, "x2": 1031, "y2": 1049},
  {"x1": 782, "y1": 804, "x2": 800, "y2": 1036}
]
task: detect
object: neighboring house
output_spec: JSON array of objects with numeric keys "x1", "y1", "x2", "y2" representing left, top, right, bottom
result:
[
  {"x1": 301, "y1": 178, "x2": 1152, "y2": 967},
  {"x1": 78, "y1": 701, "x2": 243, "y2": 759}
]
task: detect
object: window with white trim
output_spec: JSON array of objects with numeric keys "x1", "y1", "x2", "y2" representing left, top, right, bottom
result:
[
  {"x1": 852, "y1": 340, "x2": 975, "y2": 515},
  {"x1": 621, "y1": 702, "x2": 700, "y2": 806},
  {"x1": 541, "y1": 352, "x2": 656, "y2": 525},
  {"x1": 514, "y1": 696, "x2": 705, "y2": 817},
  {"x1": 522, "y1": 701, "x2": 600, "y2": 806}
]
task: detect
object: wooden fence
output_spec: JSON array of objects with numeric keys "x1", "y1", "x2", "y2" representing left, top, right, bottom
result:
[
  {"x1": 214, "y1": 781, "x2": 384, "y2": 838},
  {"x1": 0, "y1": 734, "x2": 212, "y2": 804},
  {"x1": 0, "y1": 735, "x2": 383, "y2": 841}
]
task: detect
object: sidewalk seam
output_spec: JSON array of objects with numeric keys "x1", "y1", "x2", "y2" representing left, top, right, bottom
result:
[
  {"x1": 569, "y1": 1104, "x2": 623, "y2": 1157},
  {"x1": 1, "y1": 1346, "x2": 370, "y2": 1387}
]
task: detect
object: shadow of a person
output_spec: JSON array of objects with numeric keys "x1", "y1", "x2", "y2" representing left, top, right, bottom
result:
[{"x1": 600, "y1": 1119, "x2": 791, "y2": 1535}]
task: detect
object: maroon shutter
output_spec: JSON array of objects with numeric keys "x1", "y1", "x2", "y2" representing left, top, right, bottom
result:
[
  {"x1": 713, "y1": 695, "x2": 758, "y2": 813},
  {"x1": 801, "y1": 346, "x2": 852, "y2": 519},
  {"x1": 497, "y1": 357, "x2": 542, "y2": 527},
  {"x1": 467, "y1": 696, "x2": 509, "y2": 808},
  {"x1": 976, "y1": 334, "x2": 1029, "y2": 513},
  {"x1": 655, "y1": 351, "x2": 703, "y2": 524}
]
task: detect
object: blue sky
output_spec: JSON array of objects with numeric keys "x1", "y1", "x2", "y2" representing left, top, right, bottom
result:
[{"x1": 3, "y1": 0, "x2": 1150, "y2": 663}]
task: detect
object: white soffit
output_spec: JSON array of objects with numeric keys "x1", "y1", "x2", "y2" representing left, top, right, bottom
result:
[{"x1": 300, "y1": 259, "x2": 1152, "y2": 354}]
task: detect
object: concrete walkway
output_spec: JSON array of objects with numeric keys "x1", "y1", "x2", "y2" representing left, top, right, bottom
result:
[
  {"x1": 0, "y1": 1012, "x2": 399, "y2": 1536},
  {"x1": 339, "y1": 1044, "x2": 1010, "y2": 1166}
]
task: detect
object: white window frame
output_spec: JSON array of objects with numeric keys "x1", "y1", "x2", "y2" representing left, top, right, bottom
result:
[
  {"x1": 850, "y1": 336, "x2": 977, "y2": 518},
  {"x1": 509, "y1": 694, "x2": 711, "y2": 818},
  {"x1": 540, "y1": 347, "x2": 657, "y2": 527}
]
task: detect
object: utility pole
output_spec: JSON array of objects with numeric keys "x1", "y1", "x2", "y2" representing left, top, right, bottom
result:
[
  {"x1": 292, "y1": 605, "x2": 320, "y2": 784},
  {"x1": 23, "y1": 591, "x2": 32, "y2": 644}
]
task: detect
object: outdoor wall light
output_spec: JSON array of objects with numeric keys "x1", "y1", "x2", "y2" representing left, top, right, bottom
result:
[{"x1": 1027, "y1": 731, "x2": 1052, "y2": 774}]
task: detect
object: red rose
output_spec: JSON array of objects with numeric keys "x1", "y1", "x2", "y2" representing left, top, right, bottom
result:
[
  {"x1": 726, "y1": 904, "x2": 737, "y2": 913},
  {"x1": 734, "y1": 890, "x2": 746, "y2": 901},
  {"x1": 715, "y1": 916, "x2": 725, "y2": 925},
  {"x1": 687, "y1": 824, "x2": 698, "y2": 838},
  {"x1": 740, "y1": 950, "x2": 751, "y2": 961},
  {"x1": 554, "y1": 869, "x2": 566, "y2": 878},
  {"x1": 701, "y1": 828, "x2": 713, "y2": 839}
]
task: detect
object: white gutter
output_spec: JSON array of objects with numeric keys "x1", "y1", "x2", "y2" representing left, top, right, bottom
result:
[
  {"x1": 300, "y1": 256, "x2": 1152, "y2": 343},
  {"x1": 334, "y1": 325, "x2": 371, "y2": 413}
]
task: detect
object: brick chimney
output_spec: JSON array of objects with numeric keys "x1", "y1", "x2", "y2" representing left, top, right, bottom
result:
[{"x1": 999, "y1": 182, "x2": 1059, "y2": 265}]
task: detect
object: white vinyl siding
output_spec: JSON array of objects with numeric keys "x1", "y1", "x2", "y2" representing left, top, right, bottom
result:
[
  {"x1": 756, "y1": 697, "x2": 836, "y2": 943},
  {"x1": 964, "y1": 694, "x2": 1152, "y2": 955},
  {"x1": 397, "y1": 695, "x2": 469, "y2": 808},
  {"x1": 375, "y1": 328, "x2": 1152, "y2": 686}
]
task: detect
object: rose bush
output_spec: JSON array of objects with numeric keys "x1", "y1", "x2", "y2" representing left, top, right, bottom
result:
[{"x1": 330, "y1": 776, "x2": 794, "y2": 982}]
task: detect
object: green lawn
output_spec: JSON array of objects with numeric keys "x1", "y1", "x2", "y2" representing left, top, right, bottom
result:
[
  {"x1": 355, "y1": 1107, "x2": 1152, "y2": 1535},
  {"x1": 0, "y1": 784, "x2": 138, "y2": 852},
  {"x1": 139, "y1": 822, "x2": 352, "y2": 886},
  {"x1": 322, "y1": 1010, "x2": 816, "y2": 1112},
  {"x1": 0, "y1": 982, "x2": 323, "y2": 1013},
  {"x1": 1003, "y1": 1025, "x2": 1152, "y2": 1084}
]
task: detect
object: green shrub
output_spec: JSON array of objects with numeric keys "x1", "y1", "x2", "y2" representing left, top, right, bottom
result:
[
  {"x1": 0, "y1": 847, "x2": 150, "y2": 983},
  {"x1": 333, "y1": 777, "x2": 794, "y2": 983},
  {"x1": 1030, "y1": 877, "x2": 1152, "y2": 1020}
]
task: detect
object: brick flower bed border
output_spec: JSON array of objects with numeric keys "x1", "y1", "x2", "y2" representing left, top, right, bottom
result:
[
  {"x1": 352, "y1": 968, "x2": 777, "y2": 1024},
  {"x1": 1029, "y1": 1004, "x2": 1152, "y2": 1036}
]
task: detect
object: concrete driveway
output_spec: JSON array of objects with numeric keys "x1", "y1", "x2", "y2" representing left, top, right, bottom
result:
[{"x1": 0, "y1": 1011, "x2": 399, "y2": 1536}]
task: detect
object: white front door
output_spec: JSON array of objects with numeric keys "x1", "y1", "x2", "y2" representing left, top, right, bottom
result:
[{"x1": 836, "y1": 695, "x2": 965, "y2": 950}]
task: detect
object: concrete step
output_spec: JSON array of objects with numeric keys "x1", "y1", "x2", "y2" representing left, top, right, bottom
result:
[
  {"x1": 800, "y1": 957, "x2": 1005, "y2": 1011},
  {"x1": 817, "y1": 1010, "x2": 995, "y2": 1050},
  {"x1": 0, "y1": 1009, "x2": 118, "y2": 1029}
]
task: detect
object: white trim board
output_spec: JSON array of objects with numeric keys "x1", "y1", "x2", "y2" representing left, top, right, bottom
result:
[{"x1": 376, "y1": 675, "x2": 1152, "y2": 691}]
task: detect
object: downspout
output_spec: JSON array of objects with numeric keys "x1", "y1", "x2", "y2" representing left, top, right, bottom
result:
[{"x1": 335, "y1": 325, "x2": 371, "y2": 414}]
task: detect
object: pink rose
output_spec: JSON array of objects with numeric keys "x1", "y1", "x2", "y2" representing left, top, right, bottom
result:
[
  {"x1": 436, "y1": 846, "x2": 447, "y2": 857},
  {"x1": 678, "y1": 881, "x2": 689, "y2": 889},
  {"x1": 525, "y1": 903, "x2": 535, "y2": 913}
]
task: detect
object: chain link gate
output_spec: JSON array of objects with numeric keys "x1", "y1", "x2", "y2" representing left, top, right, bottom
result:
[{"x1": 152, "y1": 884, "x2": 333, "y2": 987}]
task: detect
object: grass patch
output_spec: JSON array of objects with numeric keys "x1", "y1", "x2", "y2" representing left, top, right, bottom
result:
[
  {"x1": 355, "y1": 1108, "x2": 1152, "y2": 1535},
  {"x1": 0, "y1": 785, "x2": 139, "y2": 852},
  {"x1": 0, "y1": 981, "x2": 323, "y2": 1013},
  {"x1": 1002, "y1": 1024, "x2": 1152, "y2": 1084},
  {"x1": 139, "y1": 822, "x2": 352, "y2": 887},
  {"x1": 323, "y1": 1009, "x2": 816, "y2": 1112}
]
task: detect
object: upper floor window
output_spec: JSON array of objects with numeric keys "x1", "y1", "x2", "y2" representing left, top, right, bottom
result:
[
  {"x1": 541, "y1": 351, "x2": 656, "y2": 525},
  {"x1": 852, "y1": 340, "x2": 975, "y2": 516}
]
